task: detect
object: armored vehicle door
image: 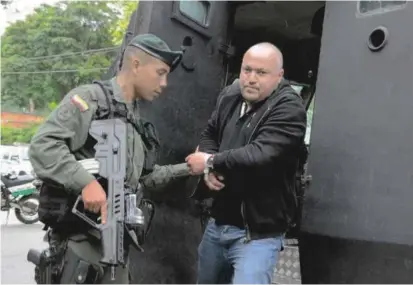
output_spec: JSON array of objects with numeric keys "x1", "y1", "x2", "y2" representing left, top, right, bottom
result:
[
  {"x1": 299, "y1": 1, "x2": 413, "y2": 283},
  {"x1": 106, "y1": 2, "x2": 233, "y2": 283},
  {"x1": 111, "y1": 1, "x2": 233, "y2": 164}
]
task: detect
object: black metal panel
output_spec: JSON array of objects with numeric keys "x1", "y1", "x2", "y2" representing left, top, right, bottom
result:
[
  {"x1": 300, "y1": 233, "x2": 413, "y2": 283},
  {"x1": 138, "y1": 1, "x2": 231, "y2": 164},
  {"x1": 111, "y1": 1, "x2": 231, "y2": 283},
  {"x1": 300, "y1": 1, "x2": 413, "y2": 283}
]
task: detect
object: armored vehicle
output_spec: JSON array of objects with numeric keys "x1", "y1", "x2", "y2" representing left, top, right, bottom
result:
[{"x1": 105, "y1": 1, "x2": 413, "y2": 283}]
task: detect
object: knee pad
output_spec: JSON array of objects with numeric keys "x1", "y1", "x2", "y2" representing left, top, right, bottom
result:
[{"x1": 59, "y1": 244, "x2": 104, "y2": 284}]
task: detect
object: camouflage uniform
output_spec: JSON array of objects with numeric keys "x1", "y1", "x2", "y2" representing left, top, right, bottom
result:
[{"x1": 28, "y1": 34, "x2": 187, "y2": 284}]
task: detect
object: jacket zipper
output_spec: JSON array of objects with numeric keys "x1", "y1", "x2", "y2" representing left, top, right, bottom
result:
[
  {"x1": 241, "y1": 106, "x2": 272, "y2": 243},
  {"x1": 247, "y1": 106, "x2": 271, "y2": 143},
  {"x1": 220, "y1": 87, "x2": 281, "y2": 242}
]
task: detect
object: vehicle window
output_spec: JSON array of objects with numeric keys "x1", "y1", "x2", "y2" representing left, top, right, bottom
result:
[
  {"x1": 179, "y1": 0, "x2": 210, "y2": 26},
  {"x1": 257, "y1": 81, "x2": 315, "y2": 146},
  {"x1": 358, "y1": 0, "x2": 407, "y2": 15},
  {"x1": 2, "y1": 153, "x2": 9, "y2": 160},
  {"x1": 291, "y1": 85, "x2": 304, "y2": 96},
  {"x1": 10, "y1": 155, "x2": 19, "y2": 162}
]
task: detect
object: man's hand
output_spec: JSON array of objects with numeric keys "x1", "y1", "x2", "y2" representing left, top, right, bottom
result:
[
  {"x1": 185, "y1": 152, "x2": 210, "y2": 175},
  {"x1": 204, "y1": 172, "x2": 225, "y2": 191},
  {"x1": 81, "y1": 180, "x2": 107, "y2": 224}
]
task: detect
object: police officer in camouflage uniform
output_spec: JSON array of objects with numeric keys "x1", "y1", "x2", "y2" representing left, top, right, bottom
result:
[{"x1": 28, "y1": 34, "x2": 190, "y2": 284}]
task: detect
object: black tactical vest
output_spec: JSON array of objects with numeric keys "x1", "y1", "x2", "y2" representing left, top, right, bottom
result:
[
  {"x1": 38, "y1": 80, "x2": 160, "y2": 233},
  {"x1": 92, "y1": 80, "x2": 160, "y2": 175}
]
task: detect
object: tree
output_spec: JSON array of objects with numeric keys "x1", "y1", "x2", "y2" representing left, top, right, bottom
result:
[
  {"x1": 1, "y1": 124, "x2": 41, "y2": 145},
  {"x1": 111, "y1": 1, "x2": 138, "y2": 45},
  {"x1": 1, "y1": 1, "x2": 121, "y2": 111}
]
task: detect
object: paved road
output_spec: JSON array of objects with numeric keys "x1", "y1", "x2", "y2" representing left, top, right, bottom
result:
[
  {"x1": 0, "y1": 213, "x2": 301, "y2": 284},
  {"x1": 1, "y1": 211, "x2": 47, "y2": 284}
]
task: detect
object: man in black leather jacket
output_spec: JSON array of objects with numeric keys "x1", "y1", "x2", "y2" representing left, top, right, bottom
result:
[{"x1": 186, "y1": 42, "x2": 307, "y2": 284}]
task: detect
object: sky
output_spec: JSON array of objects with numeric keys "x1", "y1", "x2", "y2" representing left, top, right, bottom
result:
[{"x1": 0, "y1": 0, "x2": 60, "y2": 35}]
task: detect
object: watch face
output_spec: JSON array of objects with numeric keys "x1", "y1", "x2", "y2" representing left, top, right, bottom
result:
[{"x1": 207, "y1": 156, "x2": 213, "y2": 165}]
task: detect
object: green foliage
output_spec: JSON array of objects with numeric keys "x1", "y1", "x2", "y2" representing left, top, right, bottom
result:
[
  {"x1": 1, "y1": 123, "x2": 41, "y2": 144},
  {"x1": 111, "y1": 1, "x2": 139, "y2": 45},
  {"x1": 48, "y1": 101, "x2": 58, "y2": 112},
  {"x1": 1, "y1": 0, "x2": 141, "y2": 145},
  {"x1": 1, "y1": 1, "x2": 121, "y2": 111}
]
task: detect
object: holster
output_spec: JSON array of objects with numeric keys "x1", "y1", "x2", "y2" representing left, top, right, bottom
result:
[
  {"x1": 28, "y1": 234, "x2": 66, "y2": 284},
  {"x1": 28, "y1": 248, "x2": 54, "y2": 284}
]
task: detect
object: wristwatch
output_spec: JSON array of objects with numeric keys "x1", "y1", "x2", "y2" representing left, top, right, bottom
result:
[{"x1": 204, "y1": 154, "x2": 214, "y2": 175}]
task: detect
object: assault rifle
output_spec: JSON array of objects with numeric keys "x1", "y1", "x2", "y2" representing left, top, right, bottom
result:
[{"x1": 71, "y1": 118, "x2": 145, "y2": 280}]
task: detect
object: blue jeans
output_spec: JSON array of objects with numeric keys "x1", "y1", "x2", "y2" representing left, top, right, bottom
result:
[{"x1": 197, "y1": 218, "x2": 284, "y2": 284}]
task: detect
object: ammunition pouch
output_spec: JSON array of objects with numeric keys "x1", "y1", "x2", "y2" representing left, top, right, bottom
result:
[
  {"x1": 38, "y1": 183, "x2": 74, "y2": 231},
  {"x1": 59, "y1": 240, "x2": 104, "y2": 284},
  {"x1": 38, "y1": 183, "x2": 96, "y2": 234}
]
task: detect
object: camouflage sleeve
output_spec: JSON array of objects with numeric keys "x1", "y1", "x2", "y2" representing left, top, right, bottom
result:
[
  {"x1": 28, "y1": 86, "x2": 98, "y2": 195},
  {"x1": 139, "y1": 163, "x2": 191, "y2": 191}
]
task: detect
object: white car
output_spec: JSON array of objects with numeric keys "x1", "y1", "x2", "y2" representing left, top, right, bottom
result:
[{"x1": 0, "y1": 145, "x2": 34, "y2": 176}]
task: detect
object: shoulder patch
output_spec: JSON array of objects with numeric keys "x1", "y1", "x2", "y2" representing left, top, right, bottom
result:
[
  {"x1": 70, "y1": 94, "x2": 89, "y2": 112},
  {"x1": 57, "y1": 102, "x2": 77, "y2": 122}
]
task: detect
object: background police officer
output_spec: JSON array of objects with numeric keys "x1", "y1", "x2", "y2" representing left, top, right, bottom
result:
[{"x1": 28, "y1": 34, "x2": 190, "y2": 284}]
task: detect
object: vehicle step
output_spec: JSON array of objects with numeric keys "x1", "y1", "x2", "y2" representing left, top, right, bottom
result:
[{"x1": 272, "y1": 239, "x2": 301, "y2": 284}]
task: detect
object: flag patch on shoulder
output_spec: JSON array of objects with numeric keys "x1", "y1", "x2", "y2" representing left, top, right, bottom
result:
[{"x1": 71, "y1": 94, "x2": 89, "y2": 111}]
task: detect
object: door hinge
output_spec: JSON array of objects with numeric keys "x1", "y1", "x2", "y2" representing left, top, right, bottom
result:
[{"x1": 218, "y1": 42, "x2": 236, "y2": 58}]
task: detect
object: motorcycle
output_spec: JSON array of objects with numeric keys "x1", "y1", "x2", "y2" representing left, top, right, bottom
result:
[{"x1": 1, "y1": 172, "x2": 40, "y2": 225}]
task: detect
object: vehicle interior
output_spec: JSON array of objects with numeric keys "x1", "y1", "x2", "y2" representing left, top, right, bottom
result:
[
  {"x1": 225, "y1": 1, "x2": 325, "y2": 113},
  {"x1": 223, "y1": 1, "x2": 326, "y2": 242}
]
